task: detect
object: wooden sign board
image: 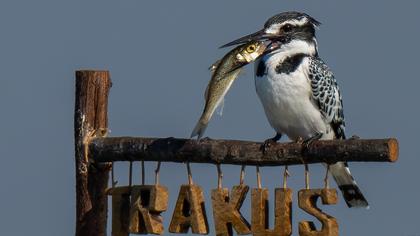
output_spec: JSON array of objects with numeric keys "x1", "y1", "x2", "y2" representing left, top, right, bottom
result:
[
  {"x1": 107, "y1": 186, "x2": 340, "y2": 236},
  {"x1": 169, "y1": 184, "x2": 209, "y2": 234},
  {"x1": 298, "y1": 189, "x2": 339, "y2": 236},
  {"x1": 129, "y1": 185, "x2": 169, "y2": 235},
  {"x1": 211, "y1": 185, "x2": 251, "y2": 235},
  {"x1": 108, "y1": 186, "x2": 131, "y2": 236},
  {"x1": 251, "y1": 188, "x2": 293, "y2": 236}
]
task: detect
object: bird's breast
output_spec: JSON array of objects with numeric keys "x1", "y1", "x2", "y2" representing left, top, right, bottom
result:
[{"x1": 255, "y1": 57, "x2": 328, "y2": 140}]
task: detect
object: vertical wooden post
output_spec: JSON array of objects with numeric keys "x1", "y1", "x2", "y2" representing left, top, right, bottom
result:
[{"x1": 75, "y1": 70, "x2": 112, "y2": 236}]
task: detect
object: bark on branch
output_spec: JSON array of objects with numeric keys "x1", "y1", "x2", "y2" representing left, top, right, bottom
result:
[
  {"x1": 74, "y1": 70, "x2": 111, "y2": 236},
  {"x1": 90, "y1": 137, "x2": 398, "y2": 166}
]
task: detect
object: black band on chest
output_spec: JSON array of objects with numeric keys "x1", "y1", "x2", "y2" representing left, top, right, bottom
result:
[
  {"x1": 275, "y1": 54, "x2": 306, "y2": 74},
  {"x1": 256, "y1": 60, "x2": 266, "y2": 77}
]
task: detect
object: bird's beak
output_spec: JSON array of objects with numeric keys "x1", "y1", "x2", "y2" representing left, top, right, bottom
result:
[
  {"x1": 220, "y1": 29, "x2": 270, "y2": 48},
  {"x1": 220, "y1": 29, "x2": 284, "y2": 54}
]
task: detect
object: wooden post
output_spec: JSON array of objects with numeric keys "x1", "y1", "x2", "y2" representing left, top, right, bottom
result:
[{"x1": 74, "y1": 70, "x2": 111, "y2": 236}]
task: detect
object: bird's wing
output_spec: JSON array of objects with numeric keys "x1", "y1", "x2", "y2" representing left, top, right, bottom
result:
[{"x1": 308, "y1": 57, "x2": 346, "y2": 139}]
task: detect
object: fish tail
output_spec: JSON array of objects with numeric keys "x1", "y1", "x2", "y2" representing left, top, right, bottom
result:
[{"x1": 190, "y1": 120, "x2": 208, "y2": 140}]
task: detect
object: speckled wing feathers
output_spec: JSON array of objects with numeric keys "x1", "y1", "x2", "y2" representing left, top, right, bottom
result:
[{"x1": 308, "y1": 57, "x2": 346, "y2": 139}]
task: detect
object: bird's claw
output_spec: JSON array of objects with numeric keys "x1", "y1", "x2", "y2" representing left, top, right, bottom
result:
[
  {"x1": 260, "y1": 138, "x2": 276, "y2": 154},
  {"x1": 260, "y1": 134, "x2": 282, "y2": 154},
  {"x1": 194, "y1": 137, "x2": 212, "y2": 144},
  {"x1": 350, "y1": 135, "x2": 360, "y2": 140},
  {"x1": 295, "y1": 137, "x2": 304, "y2": 145},
  {"x1": 302, "y1": 132, "x2": 323, "y2": 149},
  {"x1": 302, "y1": 139, "x2": 314, "y2": 149}
]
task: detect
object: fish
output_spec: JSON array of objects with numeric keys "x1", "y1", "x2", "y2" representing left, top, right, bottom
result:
[{"x1": 191, "y1": 41, "x2": 268, "y2": 139}]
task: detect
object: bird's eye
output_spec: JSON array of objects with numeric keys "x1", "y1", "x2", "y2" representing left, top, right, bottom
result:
[
  {"x1": 282, "y1": 24, "x2": 293, "y2": 32},
  {"x1": 246, "y1": 45, "x2": 256, "y2": 53}
]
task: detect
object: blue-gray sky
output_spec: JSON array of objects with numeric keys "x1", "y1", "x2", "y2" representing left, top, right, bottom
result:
[{"x1": 0, "y1": 0, "x2": 419, "y2": 235}]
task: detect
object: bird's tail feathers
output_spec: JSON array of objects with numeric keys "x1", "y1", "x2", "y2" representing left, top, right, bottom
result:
[
  {"x1": 190, "y1": 120, "x2": 208, "y2": 140},
  {"x1": 330, "y1": 162, "x2": 369, "y2": 208}
]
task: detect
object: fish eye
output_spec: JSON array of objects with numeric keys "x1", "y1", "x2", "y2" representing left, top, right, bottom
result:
[
  {"x1": 282, "y1": 24, "x2": 293, "y2": 32},
  {"x1": 246, "y1": 45, "x2": 256, "y2": 53}
]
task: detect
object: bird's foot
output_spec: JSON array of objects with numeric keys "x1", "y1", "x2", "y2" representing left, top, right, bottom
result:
[
  {"x1": 201, "y1": 137, "x2": 212, "y2": 142},
  {"x1": 261, "y1": 139, "x2": 276, "y2": 154},
  {"x1": 194, "y1": 136, "x2": 212, "y2": 144},
  {"x1": 349, "y1": 135, "x2": 360, "y2": 140},
  {"x1": 295, "y1": 137, "x2": 304, "y2": 145},
  {"x1": 260, "y1": 133, "x2": 282, "y2": 154},
  {"x1": 302, "y1": 132, "x2": 323, "y2": 149}
]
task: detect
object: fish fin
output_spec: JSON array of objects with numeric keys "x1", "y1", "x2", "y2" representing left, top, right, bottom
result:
[
  {"x1": 216, "y1": 98, "x2": 224, "y2": 116},
  {"x1": 204, "y1": 60, "x2": 222, "y2": 99},
  {"x1": 204, "y1": 84, "x2": 209, "y2": 100},
  {"x1": 209, "y1": 59, "x2": 222, "y2": 74},
  {"x1": 209, "y1": 59, "x2": 242, "y2": 81},
  {"x1": 215, "y1": 68, "x2": 242, "y2": 81},
  {"x1": 190, "y1": 120, "x2": 208, "y2": 140}
]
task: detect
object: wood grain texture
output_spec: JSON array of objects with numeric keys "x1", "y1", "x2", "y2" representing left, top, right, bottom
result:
[
  {"x1": 169, "y1": 184, "x2": 209, "y2": 234},
  {"x1": 128, "y1": 185, "x2": 168, "y2": 235},
  {"x1": 90, "y1": 137, "x2": 399, "y2": 165},
  {"x1": 298, "y1": 189, "x2": 339, "y2": 236},
  {"x1": 211, "y1": 185, "x2": 251, "y2": 235},
  {"x1": 109, "y1": 187, "x2": 130, "y2": 236},
  {"x1": 251, "y1": 188, "x2": 293, "y2": 236},
  {"x1": 74, "y1": 70, "x2": 111, "y2": 236}
]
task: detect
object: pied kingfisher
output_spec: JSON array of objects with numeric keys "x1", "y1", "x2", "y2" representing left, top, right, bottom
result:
[{"x1": 222, "y1": 11, "x2": 368, "y2": 208}]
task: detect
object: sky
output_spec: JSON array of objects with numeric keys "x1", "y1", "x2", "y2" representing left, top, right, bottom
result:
[{"x1": 0, "y1": 0, "x2": 419, "y2": 235}]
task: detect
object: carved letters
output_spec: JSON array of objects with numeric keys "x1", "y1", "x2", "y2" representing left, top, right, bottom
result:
[
  {"x1": 298, "y1": 189, "x2": 339, "y2": 236},
  {"x1": 251, "y1": 188, "x2": 293, "y2": 236},
  {"x1": 108, "y1": 186, "x2": 340, "y2": 236},
  {"x1": 129, "y1": 185, "x2": 169, "y2": 235},
  {"x1": 211, "y1": 185, "x2": 251, "y2": 235},
  {"x1": 169, "y1": 184, "x2": 209, "y2": 234},
  {"x1": 108, "y1": 186, "x2": 131, "y2": 236}
]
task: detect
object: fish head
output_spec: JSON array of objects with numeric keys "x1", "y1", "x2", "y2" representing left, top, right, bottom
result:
[
  {"x1": 235, "y1": 41, "x2": 267, "y2": 63},
  {"x1": 223, "y1": 29, "x2": 287, "y2": 61}
]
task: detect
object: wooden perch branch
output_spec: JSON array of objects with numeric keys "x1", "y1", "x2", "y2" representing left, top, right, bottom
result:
[{"x1": 90, "y1": 137, "x2": 398, "y2": 166}]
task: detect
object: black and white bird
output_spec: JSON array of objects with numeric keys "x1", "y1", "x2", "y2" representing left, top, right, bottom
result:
[{"x1": 222, "y1": 11, "x2": 368, "y2": 208}]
